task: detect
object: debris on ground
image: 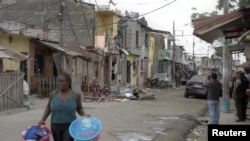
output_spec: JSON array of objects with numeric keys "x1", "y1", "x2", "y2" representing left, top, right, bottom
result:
[{"x1": 113, "y1": 132, "x2": 154, "y2": 141}]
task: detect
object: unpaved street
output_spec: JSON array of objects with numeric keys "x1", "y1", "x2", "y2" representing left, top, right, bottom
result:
[{"x1": 0, "y1": 88, "x2": 207, "y2": 141}]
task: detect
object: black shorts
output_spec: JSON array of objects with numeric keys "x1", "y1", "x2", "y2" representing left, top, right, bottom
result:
[{"x1": 51, "y1": 123, "x2": 74, "y2": 141}]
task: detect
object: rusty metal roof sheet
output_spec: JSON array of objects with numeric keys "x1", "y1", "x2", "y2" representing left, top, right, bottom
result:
[
  {"x1": 66, "y1": 43, "x2": 103, "y2": 62},
  {"x1": 36, "y1": 40, "x2": 102, "y2": 62},
  {"x1": 0, "y1": 51, "x2": 12, "y2": 59},
  {"x1": 0, "y1": 45, "x2": 27, "y2": 61},
  {"x1": 192, "y1": 11, "x2": 243, "y2": 43}
]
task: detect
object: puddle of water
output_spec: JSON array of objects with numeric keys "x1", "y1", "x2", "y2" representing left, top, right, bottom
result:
[
  {"x1": 151, "y1": 127, "x2": 165, "y2": 132},
  {"x1": 156, "y1": 116, "x2": 180, "y2": 120},
  {"x1": 156, "y1": 116, "x2": 189, "y2": 121},
  {"x1": 113, "y1": 132, "x2": 154, "y2": 141},
  {"x1": 142, "y1": 120, "x2": 171, "y2": 125}
]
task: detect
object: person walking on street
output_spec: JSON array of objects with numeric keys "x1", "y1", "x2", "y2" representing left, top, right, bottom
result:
[
  {"x1": 204, "y1": 73, "x2": 222, "y2": 125},
  {"x1": 39, "y1": 72, "x2": 90, "y2": 141},
  {"x1": 233, "y1": 71, "x2": 249, "y2": 122},
  {"x1": 175, "y1": 71, "x2": 181, "y2": 89}
]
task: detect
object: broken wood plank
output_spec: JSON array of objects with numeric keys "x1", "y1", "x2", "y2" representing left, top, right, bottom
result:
[{"x1": 98, "y1": 95, "x2": 105, "y2": 102}]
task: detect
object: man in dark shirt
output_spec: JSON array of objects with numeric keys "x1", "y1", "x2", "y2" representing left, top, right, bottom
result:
[
  {"x1": 233, "y1": 71, "x2": 249, "y2": 122},
  {"x1": 204, "y1": 73, "x2": 222, "y2": 125}
]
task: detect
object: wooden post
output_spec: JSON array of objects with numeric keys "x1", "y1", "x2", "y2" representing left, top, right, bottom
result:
[{"x1": 87, "y1": 61, "x2": 89, "y2": 95}]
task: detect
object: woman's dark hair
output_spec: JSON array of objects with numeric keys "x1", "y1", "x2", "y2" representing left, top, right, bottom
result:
[
  {"x1": 244, "y1": 67, "x2": 250, "y2": 74},
  {"x1": 59, "y1": 71, "x2": 72, "y2": 89},
  {"x1": 237, "y1": 71, "x2": 245, "y2": 78},
  {"x1": 211, "y1": 73, "x2": 217, "y2": 80}
]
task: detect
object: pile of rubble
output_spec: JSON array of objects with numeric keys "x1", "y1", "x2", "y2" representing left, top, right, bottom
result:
[{"x1": 83, "y1": 84, "x2": 156, "y2": 102}]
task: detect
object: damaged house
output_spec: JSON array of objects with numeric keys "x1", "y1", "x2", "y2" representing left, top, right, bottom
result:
[{"x1": 0, "y1": 0, "x2": 101, "y2": 96}]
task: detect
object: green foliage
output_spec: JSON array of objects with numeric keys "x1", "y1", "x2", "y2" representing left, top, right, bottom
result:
[{"x1": 191, "y1": 0, "x2": 250, "y2": 19}]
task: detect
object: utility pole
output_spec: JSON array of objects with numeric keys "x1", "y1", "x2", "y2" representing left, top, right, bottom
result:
[
  {"x1": 222, "y1": 0, "x2": 230, "y2": 113},
  {"x1": 58, "y1": 0, "x2": 65, "y2": 72},
  {"x1": 193, "y1": 37, "x2": 195, "y2": 71},
  {"x1": 173, "y1": 21, "x2": 176, "y2": 81},
  {"x1": 207, "y1": 46, "x2": 209, "y2": 71},
  {"x1": 59, "y1": 0, "x2": 65, "y2": 49}
]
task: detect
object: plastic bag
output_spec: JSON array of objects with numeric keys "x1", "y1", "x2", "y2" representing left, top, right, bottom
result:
[{"x1": 23, "y1": 80, "x2": 29, "y2": 96}]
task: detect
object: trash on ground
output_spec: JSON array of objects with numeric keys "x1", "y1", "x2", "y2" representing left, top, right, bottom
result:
[
  {"x1": 156, "y1": 116, "x2": 180, "y2": 121},
  {"x1": 155, "y1": 131, "x2": 168, "y2": 135},
  {"x1": 114, "y1": 98, "x2": 130, "y2": 102},
  {"x1": 142, "y1": 120, "x2": 171, "y2": 125},
  {"x1": 113, "y1": 132, "x2": 154, "y2": 141},
  {"x1": 151, "y1": 127, "x2": 165, "y2": 132}
]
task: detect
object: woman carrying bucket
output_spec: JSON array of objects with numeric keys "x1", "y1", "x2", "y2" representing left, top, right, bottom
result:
[{"x1": 39, "y1": 72, "x2": 90, "y2": 141}]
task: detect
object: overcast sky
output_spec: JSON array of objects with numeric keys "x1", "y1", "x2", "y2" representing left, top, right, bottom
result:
[{"x1": 89, "y1": 0, "x2": 245, "y2": 62}]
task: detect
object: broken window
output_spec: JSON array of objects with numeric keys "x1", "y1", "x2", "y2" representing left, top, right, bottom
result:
[
  {"x1": 145, "y1": 33, "x2": 148, "y2": 47},
  {"x1": 136, "y1": 31, "x2": 139, "y2": 46}
]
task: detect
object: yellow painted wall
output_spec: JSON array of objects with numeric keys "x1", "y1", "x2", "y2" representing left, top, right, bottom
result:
[
  {"x1": 0, "y1": 33, "x2": 31, "y2": 86},
  {"x1": 127, "y1": 55, "x2": 137, "y2": 86},
  {"x1": 148, "y1": 35, "x2": 155, "y2": 77},
  {"x1": 96, "y1": 11, "x2": 118, "y2": 38}
]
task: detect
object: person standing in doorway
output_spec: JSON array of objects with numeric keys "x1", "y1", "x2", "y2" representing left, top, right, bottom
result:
[
  {"x1": 38, "y1": 72, "x2": 90, "y2": 141},
  {"x1": 233, "y1": 71, "x2": 249, "y2": 122},
  {"x1": 204, "y1": 73, "x2": 222, "y2": 125}
]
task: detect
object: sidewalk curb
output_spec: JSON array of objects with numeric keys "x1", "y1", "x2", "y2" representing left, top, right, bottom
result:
[{"x1": 154, "y1": 102, "x2": 208, "y2": 141}]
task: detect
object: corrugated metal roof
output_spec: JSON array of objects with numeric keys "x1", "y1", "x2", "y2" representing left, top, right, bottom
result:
[
  {"x1": 0, "y1": 51, "x2": 12, "y2": 59},
  {"x1": 36, "y1": 40, "x2": 102, "y2": 62},
  {"x1": 66, "y1": 44, "x2": 103, "y2": 62},
  {"x1": 0, "y1": 45, "x2": 27, "y2": 61},
  {"x1": 192, "y1": 11, "x2": 243, "y2": 43}
]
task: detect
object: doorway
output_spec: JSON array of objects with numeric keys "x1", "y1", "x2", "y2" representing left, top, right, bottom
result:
[{"x1": 20, "y1": 52, "x2": 28, "y2": 81}]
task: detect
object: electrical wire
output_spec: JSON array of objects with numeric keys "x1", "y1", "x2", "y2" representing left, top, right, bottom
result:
[
  {"x1": 139, "y1": 0, "x2": 176, "y2": 17},
  {"x1": 65, "y1": 5, "x2": 81, "y2": 48},
  {"x1": 2, "y1": 1, "x2": 177, "y2": 32},
  {"x1": 0, "y1": 0, "x2": 26, "y2": 11},
  {"x1": 0, "y1": 1, "x2": 59, "y2": 26},
  {"x1": 98, "y1": 0, "x2": 169, "y2": 5},
  {"x1": 10, "y1": 1, "x2": 35, "y2": 47},
  {"x1": 80, "y1": 2, "x2": 93, "y2": 45},
  {"x1": 94, "y1": 0, "x2": 108, "y2": 33}
]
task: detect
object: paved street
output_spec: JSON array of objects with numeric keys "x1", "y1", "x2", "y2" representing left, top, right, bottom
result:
[{"x1": 0, "y1": 88, "x2": 208, "y2": 141}]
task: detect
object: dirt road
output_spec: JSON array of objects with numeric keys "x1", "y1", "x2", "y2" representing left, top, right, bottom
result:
[{"x1": 0, "y1": 87, "x2": 207, "y2": 141}]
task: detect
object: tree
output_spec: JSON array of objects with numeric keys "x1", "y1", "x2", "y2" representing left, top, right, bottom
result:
[
  {"x1": 216, "y1": 0, "x2": 250, "y2": 11},
  {"x1": 191, "y1": 0, "x2": 250, "y2": 19}
]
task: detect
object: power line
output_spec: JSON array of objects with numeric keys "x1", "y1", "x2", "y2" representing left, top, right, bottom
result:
[
  {"x1": 1, "y1": 1, "x2": 176, "y2": 32},
  {"x1": 139, "y1": 0, "x2": 176, "y2": 17},
  {"x1": 80, "y1": 2, "x2": 93, "y2": 45},
  {"x1": 98, "y1": 0, "x2": 169, "y2": 5},
  {"x1": 95, "y1": 0, "x2": 108, "y2": 33},
  {"x1": 10, "y1": 1, "x2": 35, "y2": 47},
  {"x1": 65, "y1": 5, "x2": 80, "y2": 47},
  {"x1": 175, "y1": 23, "x2": 191, "y2": 28},
  {"x1": 0, "y1": 0, "x2": 26, "y2": 11},
  {"x1": 117, "y1": 0, "x2": 169, "y2": 5},
  {"x1": 0, "y1": 1, "x2": 59, "y2": 26}
]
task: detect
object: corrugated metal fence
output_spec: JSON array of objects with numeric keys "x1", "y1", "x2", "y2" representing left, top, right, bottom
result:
[{"x1": 0, "y1": 72, "x2": 24, "y2": 111}]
